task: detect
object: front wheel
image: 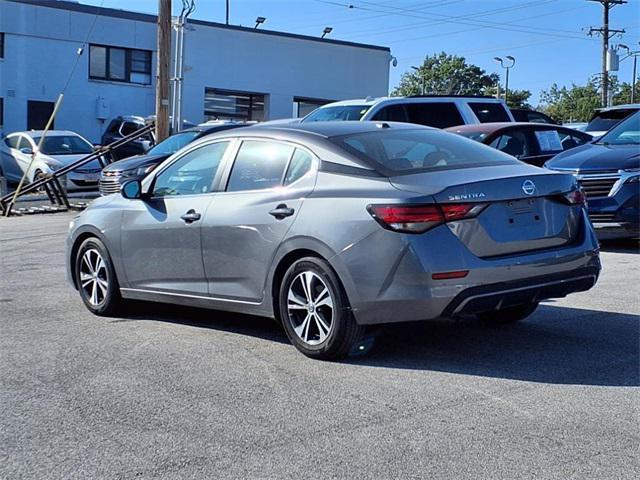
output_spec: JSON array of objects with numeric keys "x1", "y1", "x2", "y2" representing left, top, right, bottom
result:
[
  {"x1": 75, "y1": 237, "x2": 124, "y2": 316},
  {"x1": 477, "y1": 302, "x2": 539, "y2": 325},
  {"x1": 278, "y1": 257, "x2": 363, "y2": 360}
]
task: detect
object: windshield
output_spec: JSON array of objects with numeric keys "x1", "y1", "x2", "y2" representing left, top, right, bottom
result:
[
  {"x1": 330, "y1": 129, "x2": 519, "y2": 175},
  {"x1": 597, "y1": 111, "x2": 640, "y2": 145},
  {"x1": 586, "y1": 109, "x2": 635, "y2": 132},
  {"x1": 147, "y1": 131, "x2": 200, "y2": 155},
  {"x1": 32, "y1": 135, "x2": 93, "y2": 155},
  {"x1": 303, "y1": 105, "x2": 370, "y2": 122}
]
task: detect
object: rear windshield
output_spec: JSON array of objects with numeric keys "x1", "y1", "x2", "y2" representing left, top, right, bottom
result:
[
  {"x1": 32, "y1": 135, "x2": 93, "y2": 155},
  {"x1": 330, "y1": 128, "x2": 519, "y2": 175},
  {"x1": 468, "y1": 102, "x2": 511, "y2": 123},
  {"x1": 303, "y1": 105, "x2": 370, "y2": 122},
  {"x1": 586, "y1": 109, "x2": 636, "y2": 132},
  {"x1": 148, "y1": 131, "x2": 200, "y2": 155},
  {"x1": 597, "y1": 111, "x2": 640, "y2": 145}
]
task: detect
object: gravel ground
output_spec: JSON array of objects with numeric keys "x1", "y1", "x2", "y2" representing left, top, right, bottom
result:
[{"x1": 1, "y1": 212, "x2": 638, "y2": 479}]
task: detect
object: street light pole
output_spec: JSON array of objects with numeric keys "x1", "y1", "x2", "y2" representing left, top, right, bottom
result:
[
  {"x1": 493, "y1": 56, "x2": 516, "y2": 105},
  {"x1": 618, "y1": 43, "x2": 639, "y2": 103}
]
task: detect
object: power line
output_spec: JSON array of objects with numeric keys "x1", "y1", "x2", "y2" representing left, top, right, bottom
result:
[
  {"x1": 345, "y1": 0, "x2": 556, "y2": 39},
  {"x1": 313, "y1": 0, "x2": 597, "y2": 41}
]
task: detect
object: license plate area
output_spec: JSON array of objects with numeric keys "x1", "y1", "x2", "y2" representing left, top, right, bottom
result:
[{"x1": 506, "y1": 198, "x2": 541, "y2": 226}]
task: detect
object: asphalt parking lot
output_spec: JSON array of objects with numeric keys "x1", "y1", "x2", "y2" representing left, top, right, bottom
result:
[{"x1": 1, "y1": 212, "x2": 638, "y2": 479}]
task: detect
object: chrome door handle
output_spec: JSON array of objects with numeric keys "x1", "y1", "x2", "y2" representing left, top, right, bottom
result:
[
  {"x1": 269, "y1": 204, "x2": 295, "y2": 220},
  {"x1": 180, "y1": 209, "x2": 201, "y2": 223}
]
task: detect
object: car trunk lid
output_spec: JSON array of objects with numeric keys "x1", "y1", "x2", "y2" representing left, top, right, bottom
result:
[{"x1": 389, "y1": 165, "x2": 583, "y2": 258}]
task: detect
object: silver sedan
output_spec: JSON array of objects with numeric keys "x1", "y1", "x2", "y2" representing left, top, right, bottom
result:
[{"x1": 67, "y1": 122, "x2": 601, "y2": 359}]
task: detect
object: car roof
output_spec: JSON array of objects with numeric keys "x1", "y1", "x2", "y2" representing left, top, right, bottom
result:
[
  {"x1": 446, "y1": 122, "x2": 566, "y2": 134},
  {"x1": 317, "y1": 95, "x2": 506, "y2": 109},
  {"x1": 247, "y1": 120, "x2": 432, "y2": 138},
  {"x1": 594, "y1": 104, "x2": 640, "y2": 113},
  {"x1": 13, "y1": 130, "x2": 85, "y2": 138}
]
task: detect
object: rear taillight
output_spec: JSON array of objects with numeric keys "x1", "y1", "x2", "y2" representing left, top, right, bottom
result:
[
  {"x1": 368, "y1": 203, "x2": 486, "y2": 234},
  {"x1": 563, "y1": 189, "x2": 586, "y2": 205}
]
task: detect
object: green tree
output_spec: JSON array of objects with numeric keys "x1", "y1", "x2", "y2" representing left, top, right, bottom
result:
[
  {"x1": 538, "y1": 81, "x2": 601, "y2": 122},
  {"x1": 392, "y1": 52, "x2": 498, "y2": 96},
  {"x1": 485, "y1": 86, "x2": 532, "y2": 109},
  {"x1": 613, "y1": 80, "x2": 640, "y2": 105}
]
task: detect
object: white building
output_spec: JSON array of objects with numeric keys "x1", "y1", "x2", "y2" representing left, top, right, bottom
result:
[{"x1": 0, "y1": 0, "x2": 391, "y2": 142}]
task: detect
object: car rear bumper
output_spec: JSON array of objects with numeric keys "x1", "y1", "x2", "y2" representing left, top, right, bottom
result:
[{"x1": 337, "y1": 211, "x2": 601, "y2": 325}]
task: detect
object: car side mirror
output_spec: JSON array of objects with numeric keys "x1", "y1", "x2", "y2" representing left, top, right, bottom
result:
[
  {"x1": 20, "y1": 147, "x2": 33, "y2": 155},
  {"x1": 121, "y1": 179, "x2": 142, "y2": 199}
]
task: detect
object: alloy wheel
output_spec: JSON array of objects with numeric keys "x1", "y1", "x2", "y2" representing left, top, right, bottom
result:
[
  {"x1": 287, "y1": 271, "x2": 334, "y2": 345},
  {"x1": 79, "y1": 248, "x2": 109, "y2": 306}
]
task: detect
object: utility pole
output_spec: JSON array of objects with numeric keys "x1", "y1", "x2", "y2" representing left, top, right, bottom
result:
[
  {"x1": 156, "y1": 0, "x2": 171, "y2": 142},
  {"x1": 226, "y1": 0, "x2": 230, "y2": 24},
  {"x1": 588, "y1": 0, "x2": 626, "y2": 107}
]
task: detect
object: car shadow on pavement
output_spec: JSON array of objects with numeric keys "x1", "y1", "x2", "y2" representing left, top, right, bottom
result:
[
  {"x1": 347, "y1": 305, "x2": 639, "y2": 387},
  {"x1": 111, "y1": 301, "x2": 290, "y2": 345},
  {"x1": 599, "y1": 238, "x2": 639, "y2": 254}
]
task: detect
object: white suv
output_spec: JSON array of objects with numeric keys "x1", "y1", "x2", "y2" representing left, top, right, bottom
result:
[{"x1": 301, "y1": 96, "x2": 514, "y2": 129}]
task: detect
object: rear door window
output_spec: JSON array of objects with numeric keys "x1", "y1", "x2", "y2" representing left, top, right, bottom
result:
[
  {"x1": 405, "y1": 102, "x2": 464, "y2": 128},
  {"x1": 468, "y1": 102, "x2": 511, "y2": 123},
  {"x1": 284, "y1": 149, "x2": 314, "y2": 185},
  {"x1": 371, "y1": 105, "x2": 410, "y2": 122},
  {"x1": 489, "y1": 130, "x2": 531, "y2": 159},
  {"x1": 226, "y1": 140, "x2": 294, "y2": 192}
]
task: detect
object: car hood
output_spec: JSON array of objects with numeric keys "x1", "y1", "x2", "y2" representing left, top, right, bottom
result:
[
  {"x1": 44, "y1": 153, "x2": 103, "y2": 170},
  {"x1": 545, "y1": 143, "x2": 640, "y2": 172},
  {"x1": 103, "y1": 153, "x2": 170, "y2": 172}
]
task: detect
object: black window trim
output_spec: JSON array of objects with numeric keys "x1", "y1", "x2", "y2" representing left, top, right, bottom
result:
[{"x1": 89, "y1": 43, "x2": 152, "y2": 85}]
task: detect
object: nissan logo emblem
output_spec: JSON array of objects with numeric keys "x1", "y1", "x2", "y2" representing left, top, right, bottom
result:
[{"x1": 522, "y1": 180, "x2": 536, "y2": 196}]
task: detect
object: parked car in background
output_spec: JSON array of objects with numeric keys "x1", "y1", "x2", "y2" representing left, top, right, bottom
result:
[
  {"x1": 301, "y1": 96, "x2": 515, "y2": 129},
  {"x1": 510, "y1": 108, "x2": 558, "y2": 124},
  {"x1": 68, "y1": 121, "x2": 600, "y2": 360},
  {"x1": 563, "y1": 122, "x2": 589, "y2": 132},
  {"x1": 584, "y1": 104, "x2": 640, "y2": 138},
  {"x1": 545, "y1": 111, "x2": 640, "y2": 239},
  {"x1": 1, "y1": 130, "x2": 104, "y2": 190},
  {"x1": 446, "y1": 122, "x2": 592, "y2": 167},
  {"x1": 101, "y1": 116, "x2": 154, "y2": 161},
  {"x1": 99, "y1": 121, "x2": 253, "y2": 195}
]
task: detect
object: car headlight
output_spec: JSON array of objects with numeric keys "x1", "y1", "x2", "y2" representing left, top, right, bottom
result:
[
  {"x1": 623, "y1": 168, "x2": 640, "y2": 184},
  {"x1": 136, "y1": 165, "x2": 156, "y2": 176}
]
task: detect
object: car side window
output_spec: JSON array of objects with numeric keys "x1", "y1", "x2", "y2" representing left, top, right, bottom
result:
[
  {"x1": 5, "y1": 136, "x2": 19, "y2": 149},
  {"x1": 226, "y1": 140, "x2": 294, "y2": 192},
  {"x1": 371, "y1": 105, "x2": 409, "y2": 122},
  {"x1": 153, "y1": 141, "x2": 229, "y2": 197},
  {"x1": 405, "y1": 103, "x2": 464, "y2": 129},
  {"x1": 557, "y1": 131, "x2": 589, "y2": 151},
  {"x1": 284, "y1": 149, "x2": 314, "y2": 185},
  {"x1": 120, "y1": 122, "x2": 140, "y2": 136},
  {"x1": 490, "y1": 130, "x2": 530, "y2": 159}
]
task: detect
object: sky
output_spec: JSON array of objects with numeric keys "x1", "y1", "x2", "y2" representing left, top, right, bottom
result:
[{"x1": 80, "y1": 0, "x2": 640, "y2": 106}]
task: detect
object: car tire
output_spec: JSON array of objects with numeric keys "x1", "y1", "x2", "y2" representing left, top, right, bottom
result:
[
  {"x1": 75, "y1": 237, "x2": 124, "y2": 316},
  {"x1": 278, "y1": 257, "x2": 364, "y2": 360},
  {"x1": 478, "y1": 302, "x2": 539, "y2": 325}
]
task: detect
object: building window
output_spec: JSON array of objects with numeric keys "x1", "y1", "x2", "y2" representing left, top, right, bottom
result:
[
  {"x1": 89, "y1": 44, "x2": 152, "y2": 85},
  {"x1": 204, "y1": 88, "x2": 265, "y2": 121},
  {"x1": 0, "y1": 33, "x2": 4, "y2": 59},
  {"x1": 294, "y1": 97, "x2": 333, "y2": 118}
]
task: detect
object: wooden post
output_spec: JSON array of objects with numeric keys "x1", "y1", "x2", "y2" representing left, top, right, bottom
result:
[{"x1": 156, "y1": 0, "x2": 171, "y2": 142}]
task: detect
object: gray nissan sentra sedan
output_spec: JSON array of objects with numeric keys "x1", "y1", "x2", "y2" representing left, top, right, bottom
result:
[{"x1": 67, "y1": 121, "x2": 601, "y2": 359}]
